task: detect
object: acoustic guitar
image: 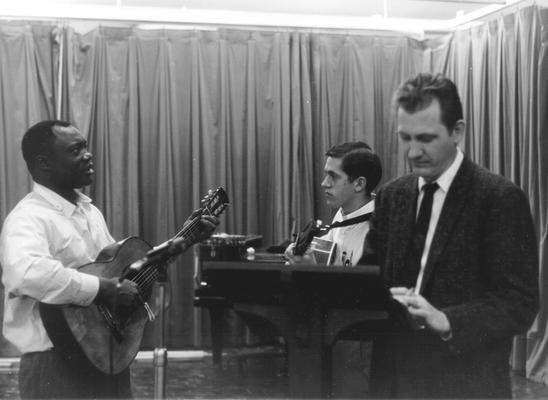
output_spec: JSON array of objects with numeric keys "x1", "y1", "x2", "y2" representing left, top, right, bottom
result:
[
  {"x1": 293, "y1": 220, "x2": 336, "y2": 264},
  {"x1": 39, "y1": 187, "x2": 229, "y2": 375},
  {"x1": 292, "y1": 212, "x2": 373, "y2": 264}
]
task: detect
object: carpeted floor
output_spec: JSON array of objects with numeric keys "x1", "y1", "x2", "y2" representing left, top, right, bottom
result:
[{"x1": 1, "y1": 348, "x2": 548, "y2": 399}]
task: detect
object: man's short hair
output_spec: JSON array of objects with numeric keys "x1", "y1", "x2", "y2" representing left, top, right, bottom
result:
[
  {"x1": 325, "y1": 141, "x2": 382, "y2": 195},
  {"x1": 394, "y1": 72, "x2": 463, "y2": 132},
  {"x1": 21, "y1": 120, "x2": 72, "y2": 169}
]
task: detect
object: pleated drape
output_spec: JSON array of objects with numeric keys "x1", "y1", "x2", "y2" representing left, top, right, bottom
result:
[
  {"x1": 15, "y1": 26, "x2": 422, "y2": 349},
  {"x1": 424, "y1": 4, "x2": 548, "y2": 381},
  {"x1": 0, "y1": 6, "x2": 547, "y2": 371},
  {"x1": 0, "y1": 22, "x2": 58, "y2": 355}
]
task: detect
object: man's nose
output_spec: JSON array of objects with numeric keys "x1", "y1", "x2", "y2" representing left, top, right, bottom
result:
[
  {"x1": 321, "y1": 176, "x2": 330, "y2": 188},
  {"x1": 407, "y1": 142, "x2": 422, "y2": 159},
  {"x1": 82, "y1": 150, "x2": 93, "y2": 161}
]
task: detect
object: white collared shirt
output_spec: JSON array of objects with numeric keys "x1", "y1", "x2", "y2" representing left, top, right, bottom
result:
[
  {"x1": 324, "y1": 200, "x2": 375, "y2": 266},
  {"x1": 0, "y1": 183, "x2": 114, "y2": 353},
  {"x1": 414, "y1": 148, "x2": 464, "y2": 293}
]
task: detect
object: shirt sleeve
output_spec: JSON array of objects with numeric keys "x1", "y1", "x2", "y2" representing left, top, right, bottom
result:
[{"x1": 0, "y1": 212, "x2": 100, "y2": 307}]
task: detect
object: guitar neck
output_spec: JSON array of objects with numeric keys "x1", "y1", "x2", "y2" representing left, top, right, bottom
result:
[
  {"x1": 130, "y1": 187, "x2": 229, "y2": 292},
  {"x1": 140, "y1": 225, "x2": 197, "y2": 278},
  {"x1": 294, "y1": 223, "x2": 331, "y2": 256},
  {"x1": 130, "y1": 212, "x2": 212, "y2": 291}
]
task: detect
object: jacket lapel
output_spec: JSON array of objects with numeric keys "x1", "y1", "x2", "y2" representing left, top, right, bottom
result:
[
  {"x1": 420, "y1": 158, "x2": 473, "y2": 292},
  {"x1": 390, "y1": 176, "x2": 419, "y2": 284}
]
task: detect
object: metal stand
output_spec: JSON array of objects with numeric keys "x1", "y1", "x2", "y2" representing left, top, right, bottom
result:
[{"x1": 153, "y1": 266, "x2": 168, "y2": 399}]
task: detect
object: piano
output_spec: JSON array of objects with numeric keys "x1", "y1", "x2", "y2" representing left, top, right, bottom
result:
[{"x1": 195, "y1": 258, "x2": 395, "y2": 398}]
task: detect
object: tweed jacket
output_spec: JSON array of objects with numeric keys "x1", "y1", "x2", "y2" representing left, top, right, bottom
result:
[{"x1": 367, "y1": 157, "x2": 539, "y2": 398}]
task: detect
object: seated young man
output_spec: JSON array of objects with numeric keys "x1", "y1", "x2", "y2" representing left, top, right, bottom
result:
[{"x1": 285, "y1": 141, "x2": 382, "y2": 266}]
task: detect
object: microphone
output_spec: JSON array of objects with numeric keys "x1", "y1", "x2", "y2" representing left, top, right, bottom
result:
[{"x1": 129, "y1": 236, "x2": 189, "y2": 271}]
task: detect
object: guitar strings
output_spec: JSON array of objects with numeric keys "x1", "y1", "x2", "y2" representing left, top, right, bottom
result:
[
  {"x1": 130, "y1": 210, "x2": 217, "y2": 291},
  {"x1": 130, "y1": 224, "x2": 203, "y2": 292}
]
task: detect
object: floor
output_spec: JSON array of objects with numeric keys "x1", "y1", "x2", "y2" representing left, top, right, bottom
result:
[{"x1": 1, "y1": 348, "x2": 548, "y2": 399}]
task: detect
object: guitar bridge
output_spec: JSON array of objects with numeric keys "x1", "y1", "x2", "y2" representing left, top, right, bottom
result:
[
  {"x1": 142, "y1": 301, "x2": 155, "y2": 321},
  {"x1": 98, "y1": 305, "x2": 124, "y2": 343},
  {"x1": 137, "y1": 292, "x2": 155, "y2": 321}
]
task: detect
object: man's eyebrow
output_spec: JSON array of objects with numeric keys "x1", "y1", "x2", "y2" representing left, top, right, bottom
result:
[
  {"x1": 416, "y1": 133, "x2": 437, "y2": 139},
  {"x1": 325, "y1": 170, "x2": 341, "y2": 178},
  {"x1": 66, "y1": 139, "x2": 87, "y2": 149},
  {"x1": 397, "y1": 131, "x2": 437, "y2": 137}
]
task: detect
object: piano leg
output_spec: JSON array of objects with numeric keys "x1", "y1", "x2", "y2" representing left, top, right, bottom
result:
[
  {"x1": 286, "y1": 303, "x2": 333, "y2": 398},
  {"x1": 208, "y1": 306, "x2": 224, "y2": 367}
]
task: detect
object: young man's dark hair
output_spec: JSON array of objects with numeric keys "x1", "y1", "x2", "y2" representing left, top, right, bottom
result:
[
  {"x1": 21, "y1": 120, "x2": 72, "y2": 170},
  {"x1": 325, "y1": 141, "x2": 382, "y2": 195},
  {"x1": 394, "y1": 72, "x2": 463, "y2": 132}
]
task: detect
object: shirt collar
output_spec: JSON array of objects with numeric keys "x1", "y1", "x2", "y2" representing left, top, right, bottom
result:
[
  {"x1": 33, "y1": 182, "x2": 92, "y2": 217},
  {"x1": 341, "y1": 199, "x2": 375, "y2": 219},
  {"x1": 418, "y1": 147, "x2": 464, "y2": 193}
]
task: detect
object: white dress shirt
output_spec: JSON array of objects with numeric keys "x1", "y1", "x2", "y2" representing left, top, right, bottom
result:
[
  {"x1": 324, "y1": 200, "x2": 374, "y2": 266},
  {"x1": 414, "y1": 148, "x2": 464, "y2": 293},
  {"x1": 0, "y1": 183, "x2": 114, "y2": 353}
]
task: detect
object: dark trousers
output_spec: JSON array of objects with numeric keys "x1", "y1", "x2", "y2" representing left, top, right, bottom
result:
[{"x1": 19, "y1": 349, "x2": 132, "y2": 399}]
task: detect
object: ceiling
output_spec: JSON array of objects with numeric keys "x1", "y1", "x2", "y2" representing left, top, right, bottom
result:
[
  {"x1": 122, "y1": 0, "x2": 506, "y2": 20},
  {"x1": 0, "y1": 0, "x2": 528, "y2": 34}
]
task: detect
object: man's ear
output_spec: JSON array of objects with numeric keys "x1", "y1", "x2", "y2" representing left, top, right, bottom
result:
[
  {"x1": 35, "y1": 155, "x2": 51, "y2": 171},
  {"x1": 452, "y1": 120, "x2": 465, "y2": 144},
  {"x1": 353, "y1": 176, "x2": 367, "y2": 193}
]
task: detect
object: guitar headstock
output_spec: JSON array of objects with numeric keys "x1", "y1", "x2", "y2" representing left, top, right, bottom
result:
[{"x1": 201, "y1": 187, "x2": 229, "y2": 217}]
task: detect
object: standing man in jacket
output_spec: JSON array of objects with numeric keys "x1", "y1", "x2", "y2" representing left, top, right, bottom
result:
[{"x1": 366, "y1": 73, "x2": 538, "y2": 398}]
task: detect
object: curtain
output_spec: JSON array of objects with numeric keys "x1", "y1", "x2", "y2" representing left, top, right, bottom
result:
[
  {"x1": 310, "y1": 34, "x2": 424, "y2": 218},
  {"x1": 0, "y1": 22, "x2": 58, "y2": 225},
  {"x1": 523, "y1": 5, "x2": 548, "y2": 385},
  {"x1": 0, "y1": 5, "x2": 546, "y2": 369},
  {"x1": 55, "y1": 26, "x2": 424, "y2": 348},
  {"x1": 0, "y1": 22, "x2": 59, "y2": 356},
  {"x1": 60, "y1": 27, "x2": 305, "y2": 348}
]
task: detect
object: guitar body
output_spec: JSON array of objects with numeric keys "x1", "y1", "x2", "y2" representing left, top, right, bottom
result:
[
  {"x1": 309, "y1": 236, "x2": 337, "y2": 265},
  {"x1": 293, "y1": 214, "x2": 371, "y2": 264},
  {"x1": 40, "y1": 237, "x2": 153, "y2": 375},
  {"x1": 39, "y1": 187, "x2": 229, "y2": 375}
]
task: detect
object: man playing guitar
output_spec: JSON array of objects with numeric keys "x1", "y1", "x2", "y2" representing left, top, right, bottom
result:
[{"x1": 0, "y1": 120, "x2": 219, "y2": 399}]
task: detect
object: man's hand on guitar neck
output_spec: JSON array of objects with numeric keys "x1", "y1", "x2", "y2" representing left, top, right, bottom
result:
[
  {"x1": 183, "y1": 209, "x2": 220, "y2": 242},
  {"x1": 283, "y1": 243, "x2": 317, "y2": 265},
  {"x1": 94, "y1": 278, "x2": 140, "y2": 309}
]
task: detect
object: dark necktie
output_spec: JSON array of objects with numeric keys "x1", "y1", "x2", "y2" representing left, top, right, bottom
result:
[
  {"x1": 404, "y1": 182, "x2": 439, "y2": 288},
  {"x1": 414, "y1": 182, "x2": 439, "y2": 256}
]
